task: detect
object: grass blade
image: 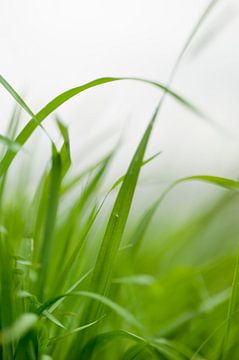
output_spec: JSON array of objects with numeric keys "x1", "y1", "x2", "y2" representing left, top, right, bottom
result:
[
  {"x1": 37, "y1": 145, "x2": 62, "y2": 301},
  {"x1": 0, "y1": 76, "x2": 204, "y2": 177},
  {"x1": 0, "y1": 313, "x2": 38, "y2": 345}
]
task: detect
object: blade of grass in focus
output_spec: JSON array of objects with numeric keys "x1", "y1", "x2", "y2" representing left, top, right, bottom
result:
[{"x1": 0, "y1": 76, "x2": 206, "y2": 178}]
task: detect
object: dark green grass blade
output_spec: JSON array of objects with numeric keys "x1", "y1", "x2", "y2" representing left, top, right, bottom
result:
[
  {"x1": 0, "y1": 76, "x2": 204, "y2": 177},
  {"x1": 122, "y1": 344, "x2": 154, "y2": 360},
  {"x1": 55, "y1": 117, "x2": 71, "y2": 177}
]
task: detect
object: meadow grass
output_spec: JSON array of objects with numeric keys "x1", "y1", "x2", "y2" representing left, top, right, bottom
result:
[{"x1": 1, "y1": 0, "x2": 239, "y2": 359}]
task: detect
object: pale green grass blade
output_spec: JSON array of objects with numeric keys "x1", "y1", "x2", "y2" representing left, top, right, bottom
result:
[
  {"x1": 0, "y1": 313, "x2": 38, "y2": 345},
  {"x1": 126, "y1": 174, "x2": 239, "y2": 257},
  {"x1": 61, "y1": 153, "x2": 111, "y2": 195},
  {"x1": 0, "y1": 134, "x2": 22, "y2": 153},
  {"x1": 219, "y1": 255, "x2": 239, "y2": 360},
  {"x1": 78, "y1": 291, "x2": 143, "y2": 330},
  {"x1": 48, "y1": 318, "x2": 102, "y2": 344},
  {"x1": 113, "y1": 274, "x2": 155, "y2": 286},
  {"x1": 174, "y1": 175, "x2": 239, "y2": 191},
  {"x1": 0, "y1": 74, "x2": 52, "y2": 143},
  {"x1": 48, "y1": 269, "x2": 93, "y2": 314},
  {"x1": 36, "y1": 291, "x2": 143, "y2": 330},
  {"x1": 42, "y1": 310, "x2": 66, "y2": 330},
  {"x1": 0, "y1": 75, "x2": 35, "y2": 120},
  {"x1": 111, "y1": 151, "x2": 161, "y2": 191}
]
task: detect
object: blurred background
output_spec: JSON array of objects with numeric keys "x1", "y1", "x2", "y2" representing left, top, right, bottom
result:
[{"x1": 1, "y1": 0, "x2": 239, "y2": 220}]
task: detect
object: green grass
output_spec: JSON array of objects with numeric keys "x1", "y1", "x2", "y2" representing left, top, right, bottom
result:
[{"x1": 1, "y1": 0, "x2": 239, "y2": 359}]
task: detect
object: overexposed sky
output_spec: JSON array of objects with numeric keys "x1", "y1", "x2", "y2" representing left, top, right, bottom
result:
[{"x1": 1, "y1": 0, "x2": 239, "y2": 190}]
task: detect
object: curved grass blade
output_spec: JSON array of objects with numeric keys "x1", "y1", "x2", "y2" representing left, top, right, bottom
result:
[
  {"x1": 48, "y1": 269, "x2": 93, "y2": 314},
  {"x1": 36, "y1": 291, "x2": 143, "y2": 330},
  {"x1": 0, "y1": 74, "x2": 52, "y2": 143},
  {"x1": 80, "y1": 330, "x2": 149, "y2": 360},
  {"x1": 47, "y1": 318, "x2": 102, "y2": 344},
  {"x1": 81, "y1": 329, "x2": 195, "y2": 360},
  {"x1": 122, "y1": 344, "x2": 153, "y2": 360},
  {"x1": 0, "y1": 76, "x2": 204, "y2": 177},
  {"x1": 174, "y1": 175, "x2": 239, "y2": 191},
  {"x1": 128, "y1": 175, "x2": 239, "y2": 255}
]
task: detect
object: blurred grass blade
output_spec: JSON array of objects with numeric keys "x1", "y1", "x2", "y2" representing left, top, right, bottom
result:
[
  {"x1": 113, "y1": 274, "x2": 155, "y2": 286},
  {"x1": 37, "y1": 145, "x2": 62, "y2": 300},
  {"x1": 111, "y1": 151, "x2": 161, "y2": 191},
  {"x1": 166, "y1": 0, "x2": 221, "y2": 85},
  {"x1": 77, "y1": 291, "x2": 143, "y2": 330},
  {"x1": 129, "y1": 174, "x2": 239, "y2": 254},
  {"x1": 0, "y1": 233, "x2": 15, "y2": 358},
  {"x1": 0, "y1": 313, "x2": 38, "y2": 345},
  {"x1": 174, "y1": 175, "x2": 239, "y2": 191},
  {"x1": 219, "y1": 255, "x2": 239, "y2": 360},
  {"x1": 61, "y1": 152, "x2": 112, "y2": 195},
  {"x1": 0, "y1": 75, "x2": 36, "y2": 120},
  {"x1": 0, "y1": 74, "x2": 52, "y2": 142},
  {"x1": 0, "y1": 134, "x2": 22, "y2": 153}
]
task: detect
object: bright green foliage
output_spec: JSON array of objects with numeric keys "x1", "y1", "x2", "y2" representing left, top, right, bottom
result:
[{"x1": 1, "y1": 1, "x2": 239, "y2": 359}]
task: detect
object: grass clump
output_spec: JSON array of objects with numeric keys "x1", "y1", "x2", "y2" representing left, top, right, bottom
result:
[{"x1": 1, "y1": 1, "x2": 239, "y2": 359}]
